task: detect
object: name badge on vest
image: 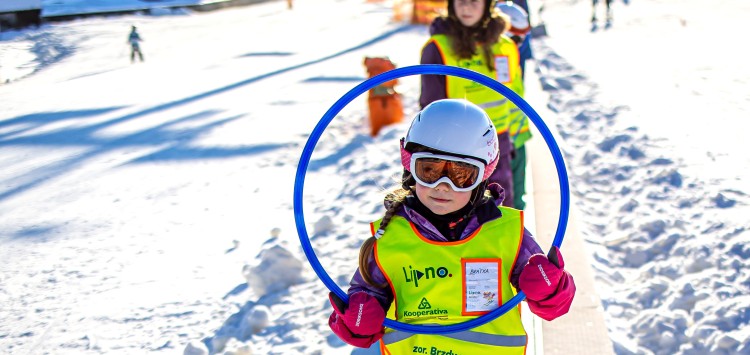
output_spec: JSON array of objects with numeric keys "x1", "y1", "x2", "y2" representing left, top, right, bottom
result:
[
  {"x1": 494, "y1": 56, "x2": 511, "y2": 84},
  {"x1": 462, "y1": 259, "x2": 501, "y2": 315}
]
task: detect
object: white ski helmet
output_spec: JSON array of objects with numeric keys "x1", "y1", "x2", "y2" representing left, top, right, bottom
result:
[
  {"x1": 495, "y1": 1, "x2": 530, "y2": 36},
  {"x1": 403, "y1": 99, "x2": 499, "y2": 166}
]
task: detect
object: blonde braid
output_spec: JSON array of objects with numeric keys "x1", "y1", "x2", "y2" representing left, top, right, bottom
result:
[{"x1": 358, "y1": 188, "x2": 411, "y2": 287}]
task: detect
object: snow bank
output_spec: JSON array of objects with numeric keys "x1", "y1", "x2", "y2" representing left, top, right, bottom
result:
[{"x1": 533, "y1": 40, "x2": 750, "y2": 354}]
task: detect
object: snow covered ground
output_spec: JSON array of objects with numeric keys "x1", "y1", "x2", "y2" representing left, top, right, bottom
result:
[
  {"x1": 0, "y1": 0, "x2": 748, "y2": 354},
  {"x1": 535, "y1": 1, "x2": 750, "y2": 353}
]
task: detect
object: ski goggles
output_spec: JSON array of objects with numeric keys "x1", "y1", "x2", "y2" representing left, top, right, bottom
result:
[{"x1": 408, "y1": 152, "x2": 486, "y2": 192}]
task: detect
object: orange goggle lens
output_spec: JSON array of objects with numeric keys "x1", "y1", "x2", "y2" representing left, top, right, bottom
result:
[{"x1": 414, "y1": 158, "x2": 480, "y2": 189}]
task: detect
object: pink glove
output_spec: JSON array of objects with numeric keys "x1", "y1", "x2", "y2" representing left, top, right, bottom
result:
[
  {"x1": 526, "y1": 273, "x2": 575, "y2": 320},
  {"x1": 328, "y1": 292, "x2": 385, "y2": 348},
  {"x1": 519, "y1": 247, "x2": 576, "y2": 321},
  {"x1": 519, "y1": 246, "x2": 566, "y2": 300}
]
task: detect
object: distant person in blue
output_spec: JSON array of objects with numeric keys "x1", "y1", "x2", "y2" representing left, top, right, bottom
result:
[{"x1": 128, "y1": 26, "x2": 144, "y2": 63}]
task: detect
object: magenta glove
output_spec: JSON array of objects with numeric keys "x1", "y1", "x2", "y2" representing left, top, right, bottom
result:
[
  {"x1": 526, "y1": 273, "x2": 575, "y2": 320},
  {"x1": 519, "y1": 247, "x2": 576, "y2": 321},
  {"x1": 328, "y1": 292, "x2": 385, "y2": 348},
  {"x1": 519, "y1": 246, "x2": 566, "y2": 300}
]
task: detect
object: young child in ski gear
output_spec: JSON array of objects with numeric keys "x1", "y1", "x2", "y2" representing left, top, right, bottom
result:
[
  {"x1": 328, "y1": 99, "x2": 576, "y2": 352},
  {"x1": 419, "y1": 0, "x2": 522, "y2": 208},
  {"x1": 495, "y1": 0, "x2": 533, "y2": 210},
  {"x1": 504, "y1": 0, "x2": 533, "y2": 79},
  {"x1": 496, "y1": 0, "x2": 532, "y2": 79},
  {"x1": 128, "y1": 26, "x2": 144, "y2": 63}
]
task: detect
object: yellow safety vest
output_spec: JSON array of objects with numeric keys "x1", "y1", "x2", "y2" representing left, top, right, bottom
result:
[
  {"x1": 427, "y1": 34, "x2": 521, "y2": 134},
  {"x1": 371, "y1": 207, "x2": 527, "y2": 354}
]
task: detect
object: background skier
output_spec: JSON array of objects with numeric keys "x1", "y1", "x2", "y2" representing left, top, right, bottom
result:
[{"x1": 128, "y1": 25, "x2": 144, "y2": 63}]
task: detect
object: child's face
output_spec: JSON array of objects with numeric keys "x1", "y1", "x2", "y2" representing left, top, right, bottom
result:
[
  {"x1": 453, "y1": 0, "x2": 485, "y2": 28},
  {"x1": 415, "y1": 181, "x2": 472, "y2": 215}
]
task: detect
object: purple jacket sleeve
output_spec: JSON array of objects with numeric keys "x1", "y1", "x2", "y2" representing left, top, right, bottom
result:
[
  {"x1": 347, "y1": 256, "x2": 393, "y2": 310},
  {"x1": 419, "y1": 41, "x2": 447, "y2": 109}
]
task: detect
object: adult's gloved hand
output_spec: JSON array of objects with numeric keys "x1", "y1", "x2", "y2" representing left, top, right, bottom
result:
[
  {"x1": 328, "y1": 291, "x2": 385, "y2": 348},
  {"x1": 518, "y1": 246, "x2": 576, "y2": 321}
]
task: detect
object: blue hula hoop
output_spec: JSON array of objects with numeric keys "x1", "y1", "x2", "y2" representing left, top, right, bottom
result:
[{"x1": 294, "y1": 64, "x2": 570, "y2": 334}]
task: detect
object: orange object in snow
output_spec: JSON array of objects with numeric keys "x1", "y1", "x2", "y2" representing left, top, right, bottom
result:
[
  {"x1": 364, "y1": 56, "x2": 399, "y2": 88},
  {"x1": 412, "y1": 0, "x2": 447, "y2": 24},
  {"x1": 367, "y1": 93, "x2": 404, "y2": 137},
  {"x1": 363, "y1": 57, "x2": 404, "y2": 137}
]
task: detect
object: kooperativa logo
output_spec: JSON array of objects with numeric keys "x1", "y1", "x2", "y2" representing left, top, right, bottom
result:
[{"x1": 402, "y1": 265, "x2": 452, "y2": 287}]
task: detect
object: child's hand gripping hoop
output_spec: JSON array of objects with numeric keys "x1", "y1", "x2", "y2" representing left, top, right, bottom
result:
[{"x1": 294, "y1": 65, "x2": 570, "y2": 334}]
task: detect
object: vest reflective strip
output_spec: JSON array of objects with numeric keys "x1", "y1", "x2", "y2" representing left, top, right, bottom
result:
[
  {"x1": 509, "y1": 114, "x2": 524, "y2": 135},
  {"x1": 383, "y1": 329, "x2": 528, "y2": 347},
  {"x1": 477, "y1": 98, "x2": 508, "y2": 109}
]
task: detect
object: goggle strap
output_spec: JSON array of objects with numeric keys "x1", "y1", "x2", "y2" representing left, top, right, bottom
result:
[
  {"x1": 482, "y1": 155, "x2": 498, "y2": 181},
  {"x1": 400, "y1": 138, "x2": 412, "y2": 171}
]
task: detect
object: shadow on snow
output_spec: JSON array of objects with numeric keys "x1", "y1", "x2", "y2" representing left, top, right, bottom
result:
[{"x1": 0, "y1": 24, "x2": 418, "y2": 205}]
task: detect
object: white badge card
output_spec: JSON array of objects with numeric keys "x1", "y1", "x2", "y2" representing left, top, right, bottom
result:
[
  {"x1": 462, "y1": 259, "x2": 501, "y2": 315},
  {"x1": 494, "y1": 56, "x2": 511, "y2": 84}
]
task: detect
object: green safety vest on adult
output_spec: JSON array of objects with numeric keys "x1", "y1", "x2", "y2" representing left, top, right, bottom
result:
[
  {"x1": 426, "y1": 34, "x2": 521, "y2": 134},
  {"x1": 370, "y1": 207, "x2": 527, "y2": 354}
]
